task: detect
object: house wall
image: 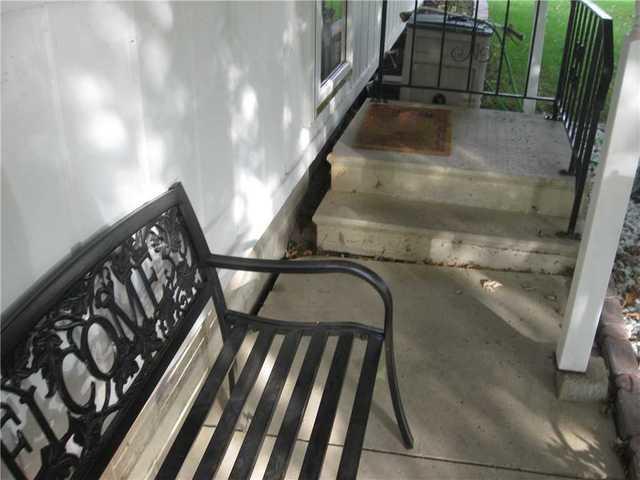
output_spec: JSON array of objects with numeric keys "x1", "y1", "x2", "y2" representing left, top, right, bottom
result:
[{"x1": 1, "y1": 0, "x2": 410, "y2": 309}]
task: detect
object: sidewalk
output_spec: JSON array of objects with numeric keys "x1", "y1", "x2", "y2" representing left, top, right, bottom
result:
[
  {"x1": 178, "y1": 258, "x2": 624, "y2": 479},
  {"x1": 256, "y1": 259, "x2": 624, "y2": 479}
]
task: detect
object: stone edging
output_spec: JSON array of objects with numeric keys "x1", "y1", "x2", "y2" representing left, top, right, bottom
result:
[{"x1": 598, "y1": 295, "x2": 640, "y2": 479}]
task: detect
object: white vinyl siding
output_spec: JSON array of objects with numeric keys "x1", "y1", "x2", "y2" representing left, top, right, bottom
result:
[{"x1": 1, "y1": 0, "x2": 411, "y2": 308}]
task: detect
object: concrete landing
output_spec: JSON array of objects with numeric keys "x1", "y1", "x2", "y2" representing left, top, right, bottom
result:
[
  {"x1": 335, "y1": 99, "x2": 572, "y2": 179},
  {"x1": 314, "y1": 190, "x2": 578, "y2": 274},
  {"x1": 176, "y1": 260, "x2": 624, "y2": 479},
  {"x1": 330, "y1": 100, "x2": 575, "y2": 217}
]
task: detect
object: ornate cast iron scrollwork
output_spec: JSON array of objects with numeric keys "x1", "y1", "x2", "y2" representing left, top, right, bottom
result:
[
  {"x1": 1, "y1": 207, "x2": 203, "y2": 479},
  {"x1": 450, "y1": 43, "x2": 491, "y2": 64}
]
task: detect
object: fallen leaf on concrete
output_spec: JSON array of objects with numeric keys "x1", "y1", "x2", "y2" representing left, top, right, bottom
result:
[
  {"x1": 623, "y1": 288, "x2": 639, "y2": 308},
  {"x1": 545, "y1": 294, "x2": 558, "y2": 301},
  {"x1": 480, "y1": 279, "x2": 503, "y2": 292}
]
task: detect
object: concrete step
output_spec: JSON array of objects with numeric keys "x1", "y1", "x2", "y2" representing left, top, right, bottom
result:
[
  {"x1": 331, "y1": 99, "x2": 575, "y2": 217},
  {"x1": 313, "y1": 191, "x2": 579, "y2": 274},
  {"x1": 330, "y1": 154, "x2": 575, "y2": 218}
]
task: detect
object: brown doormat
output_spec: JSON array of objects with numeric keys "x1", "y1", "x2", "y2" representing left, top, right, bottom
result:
[{"x1": 352, "y1": 103, "x2": 452, "y2": 156}]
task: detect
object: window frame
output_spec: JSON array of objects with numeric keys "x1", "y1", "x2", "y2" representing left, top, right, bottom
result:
[{"x1": 315, "y1": 0, "x2": 352, "y2": 113}]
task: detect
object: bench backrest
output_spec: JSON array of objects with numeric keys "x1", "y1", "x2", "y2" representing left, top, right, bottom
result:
[{"x1": 1, "y1": 183, "x2": 222, "y2": 479}]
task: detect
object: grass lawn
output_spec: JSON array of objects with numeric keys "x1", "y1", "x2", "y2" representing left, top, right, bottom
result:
[{"x1": 483, "y1": 0, "x2": 635, "y2": 114}]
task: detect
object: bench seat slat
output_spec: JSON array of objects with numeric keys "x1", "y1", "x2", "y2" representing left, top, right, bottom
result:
[
  {"x1": 263, "y1": 332, "x2": 328, "y2": 480},
  {"x1": 194, "y1": 328, "x2": 275, "y2": 479},
  {"x1": 337, "y1": 335, "x2": 383, "y2": 479},
  {"x1": 229, "y1": 330, "x2": 301, "y2": 479},
  {"x1": 299, "y1": 334, "x2": 354, "y2": 480},
  {"x1": 155, "y1": 324, "x2": 247, "y2": 480}
]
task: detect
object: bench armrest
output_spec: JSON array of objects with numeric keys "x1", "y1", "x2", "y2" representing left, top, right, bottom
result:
[
  {"x1": 205, "y1": 253, "x2": 414, "y2": 449},
  {"x1": 204, "y1": 254, "x2": 393, "y2": 336}
]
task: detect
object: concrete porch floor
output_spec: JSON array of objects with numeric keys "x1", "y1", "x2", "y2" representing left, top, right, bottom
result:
[
  {"x1": 179, "y1": 259, "x2": 624, "y2": 479},
  {"x1": 333, "y1": 100, "x2": 573, "y2": 180}
]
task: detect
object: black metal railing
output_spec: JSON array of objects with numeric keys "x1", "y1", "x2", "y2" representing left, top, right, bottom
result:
[
  {"x1": 553, "y1": 0, "x2": 613, "y2": 234},
  {"x1": 375, "y1": 0, "x2": 614, "y2": 235},
  {"x1": 377, "y1": 0, "x2": 555, "y2": 102}
]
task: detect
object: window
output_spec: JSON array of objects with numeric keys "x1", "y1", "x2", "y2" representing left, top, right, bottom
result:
[
  {"x1": 316, "y1": 0, "x2": 351, "y2": 113},
  {"x1": 320, "y1": 0, "x2": 347, "y2": 83}
]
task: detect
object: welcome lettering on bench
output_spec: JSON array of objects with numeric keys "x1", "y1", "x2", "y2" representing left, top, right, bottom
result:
[{"x1": 1, "y1": 207, "x2": 203, "y2": 480}]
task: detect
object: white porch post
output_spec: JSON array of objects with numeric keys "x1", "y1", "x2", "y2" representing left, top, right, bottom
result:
[
  {"x1": 556, "y1": 4, "x2": 640, "y2": 373},
  {"x1": 523, "y1": 0, "x2": 548, "y2": 114}
]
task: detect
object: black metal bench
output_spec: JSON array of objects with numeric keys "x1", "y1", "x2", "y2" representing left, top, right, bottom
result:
[{"x1": 1, "y1": 183, "x2": 413, "y2": 479}]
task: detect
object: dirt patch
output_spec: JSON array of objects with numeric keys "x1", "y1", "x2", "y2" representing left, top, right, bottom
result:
[{"x1": 286, "y1": 91, "x2": 367, "y2": 259}]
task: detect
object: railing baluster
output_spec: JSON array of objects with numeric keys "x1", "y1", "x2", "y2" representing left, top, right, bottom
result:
[
  {"x1": 560, "y1": 11, "x2": 575, "y2": 122},
  {"x1": 575, "y1": 42, "x2": 603, "y2": 164},
  {"x1": 436, "y1": 0, "x2": 449, "y2": 89},
  {"x1": 568, "y1": 12, "x2": 599, "y2": 142},
  {"x1": 495, "y1": 0, "x2": 512, "y2": 95},
  {"x1": 376, "y1": 0, "x2": 388, "y2": 100},
  {"x1": 524, "y1": 0, "x2": 542, "y2": 98},
  {"x1": 571, "y1": 34, "x2": 602, "y2": 181},
  {"x1": 564, "y1": 8, "x2": 595, "y2": 173},
  {"x1": 408, "y1": 0, "x2": 419, "y2": 87},
  {"x1": 554, "y1": 0, "x2": 578, "y2": 118},
  {"x1": 567, "y1": 57, "x2": 603, "y2": 234},
  {"x1": 466, "y1": 0, "x2": 480, "y2": 93},
  {"x1": 559, "y1": 1, "x2": 582, "y2": 123},
  {"x1": 561, "y1": 1, "x2": 589, "y2": 126},
  {"x1": 559, "y1": 4, "x2": 614, "y2": 235}
]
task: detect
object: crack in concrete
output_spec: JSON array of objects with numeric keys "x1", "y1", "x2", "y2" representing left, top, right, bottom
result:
[{"x1": 197, "y1": 425, "x2": 618, "y2": 480}]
